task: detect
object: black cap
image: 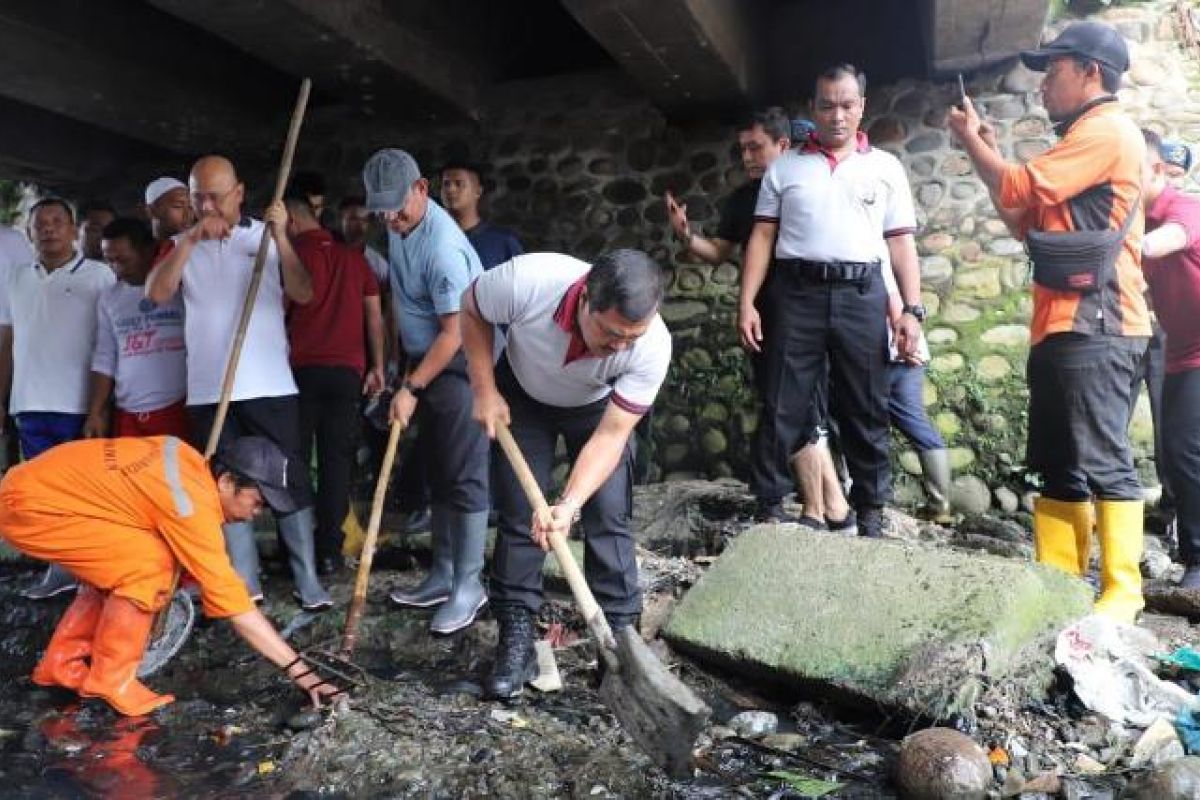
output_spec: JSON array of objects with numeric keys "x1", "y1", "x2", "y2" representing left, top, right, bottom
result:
[
  {"x1": 216, "y1": 436, "x2": 296, "y2": 514},
  {"x1": 1020, "y1": 21, "x2": 1130, "y2": 74}
]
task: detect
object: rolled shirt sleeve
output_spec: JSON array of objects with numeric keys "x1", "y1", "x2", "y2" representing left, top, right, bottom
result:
[{"x1": 754, "y1": 160, "x2": 784, "y2": 222}]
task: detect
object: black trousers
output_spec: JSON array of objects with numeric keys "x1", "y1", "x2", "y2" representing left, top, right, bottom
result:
[
  {"x1": 489, "y1": 360, "x2": 640, "y2": 616},
  {"x1": 749, "y1": 267, "x2": 891, "y2": 508},
  {"x1": 1130, "y1": 324, "x2": 1172, "y2": 510},
  {"x1": 295, "y1": 366, "x2": 361, "y2": 560},
  {"x1": 188, "y1": 394, "x2": 314, "y2": 510},
  {"x1": 414, "y1": 357, "x2": 489, "y2": 513},
  {"x1": 1026, "y1": 333, "x2": 1146, "y2": 501},
  {"x1": 1162, "y1": 368, "x2": 1200, "y2": 565}
]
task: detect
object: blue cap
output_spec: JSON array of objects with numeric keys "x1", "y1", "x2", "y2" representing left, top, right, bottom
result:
[
  {"x1": 1161, "y1": 140, "x2": 1193, "y2": 174},
  {"x1": 1020, "y1": 21, "x2": 1129, "y2": 74}
]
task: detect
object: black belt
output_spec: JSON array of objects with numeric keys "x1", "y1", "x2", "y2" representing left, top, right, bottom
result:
[{"x1": 775, "y1": 258, "x2": 880, "y2": 282}]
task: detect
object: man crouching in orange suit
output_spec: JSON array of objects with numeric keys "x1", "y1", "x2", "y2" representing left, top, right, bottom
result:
[{"x1": 0, "y1": 435, "x2": 343, "y2": 716}]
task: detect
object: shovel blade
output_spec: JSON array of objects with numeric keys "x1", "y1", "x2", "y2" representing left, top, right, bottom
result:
[{"x1": 599, "y1": 625, "x2": 710, "y2": 778}]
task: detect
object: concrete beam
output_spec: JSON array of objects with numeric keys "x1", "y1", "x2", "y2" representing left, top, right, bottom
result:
[
  {"x1": 0, "y1": 96, "x2": 186, "y2": 205},
  {"x1": 560, "y1": 0, "x2": 758, "y2": 110},
  {"x1": 0, "y1": 0, "x2": 290, "y2": 154},
  {"x1": 144, "y1": 0, "x2": 485, "y2": 122},
  {"x1": 921, "y1": 0, "x2": 1050, "y2": 75}
]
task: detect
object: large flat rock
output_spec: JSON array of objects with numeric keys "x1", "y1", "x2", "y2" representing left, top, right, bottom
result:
[{"x1": 663, "y1": 525, "x2": 1092, "y2": 720}]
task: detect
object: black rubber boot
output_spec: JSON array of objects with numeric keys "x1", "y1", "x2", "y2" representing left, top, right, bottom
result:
[{"x1": 484, "y1": 603, "x2": 538, "y2": 700}]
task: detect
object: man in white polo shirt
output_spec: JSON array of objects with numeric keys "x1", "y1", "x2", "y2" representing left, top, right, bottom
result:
[
  {"x1": 83, "y1": 217, "x2": 188, "y2": 440},
  {"x1": 0, "y1": 197, "x2": 115, "y2": 599},
  {"x1": 462, "y1": 248, "x2": 670, "y2": 699},
  {"x1": 739, "y1": 63, "x2": 925, "y2": 539},
  {"x1": 147, "y1": 154, "x2": 331, "y2": 611}
]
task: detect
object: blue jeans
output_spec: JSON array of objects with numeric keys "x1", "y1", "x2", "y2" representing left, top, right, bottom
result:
[
  {"x1": 888, "y1": 363, "x2": 945, "y2": 452},
  {"x1": 15, "y1": 412, "x2": 85, "y2": 460}
]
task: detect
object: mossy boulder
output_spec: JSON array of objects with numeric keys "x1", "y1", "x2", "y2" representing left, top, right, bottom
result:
[{"x1": 663, "y1": 526, "x2": 1092, "y2": 720}]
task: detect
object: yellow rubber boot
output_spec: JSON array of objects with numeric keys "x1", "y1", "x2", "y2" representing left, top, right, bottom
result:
[
  {"x1": 1093, "y1": 499, "x2": 1145, "y2": 624},
  {"x1": 1033, "y1": 497, "x2": 1092, "y2": 577}
]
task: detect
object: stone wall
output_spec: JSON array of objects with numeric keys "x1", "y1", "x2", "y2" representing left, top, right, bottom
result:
[{"x1": 302, "y1": 1, "x2": 1195, "y2": 513}]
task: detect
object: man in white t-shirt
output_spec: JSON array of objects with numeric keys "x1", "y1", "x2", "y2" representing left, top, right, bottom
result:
[
  {"x1": 0, "y1": 197, "x2": 116, "y2": 599},
  {"x1": 147, "y1": 155, "x2": 331, "y2": 611},
  {"x1": 84, "y1": 217, "x2": 188, "y2": 440},
  {"x1": 739, "y1": 63, "x2": 925, "y2": 539},
  {"x1": 462, "y1": 249, "x2": 670, "y2": 699}
]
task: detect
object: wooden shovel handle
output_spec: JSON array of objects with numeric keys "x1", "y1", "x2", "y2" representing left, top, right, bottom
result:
[
  {"x1": 341, "y1": 419, "x2": 404, "y2": 657},
  {"x1": 204, "y1": 77, "x2": 312, "y2": 458},
  {"x1": 494, "y1": 423, "x2": 615, "y2": 650}
]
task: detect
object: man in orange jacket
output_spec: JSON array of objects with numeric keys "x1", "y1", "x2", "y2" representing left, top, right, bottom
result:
[{"x1": 0, "y1": 435, "x2": 343, "y2": 716}]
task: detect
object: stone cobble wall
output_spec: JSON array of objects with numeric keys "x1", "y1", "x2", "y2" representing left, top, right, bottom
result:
[{"x1": 306, "y1": 1, "x2": 1194, "y2": 512}]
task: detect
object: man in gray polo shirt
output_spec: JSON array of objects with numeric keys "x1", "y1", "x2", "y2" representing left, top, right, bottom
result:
[
  {"x1": 462, "y1": 249, "x2": 671, "y2": 699},
  {"x1": 363, "y1": 148, "x2": 490, "y2": 635}
]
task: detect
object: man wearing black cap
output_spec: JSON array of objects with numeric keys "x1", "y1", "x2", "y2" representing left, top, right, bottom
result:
[
  {"x1": 0, "y1": 435, "x2": 344, "y2": 716},
  {"x1": 948, "y1": 20, "x2": 1150, "y2": 623}
]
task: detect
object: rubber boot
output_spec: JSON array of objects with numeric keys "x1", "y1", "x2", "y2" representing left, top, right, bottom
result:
[
  {"x1": 430, "y1": 509, "x2": 489, "y2": 634},
  {"x1": 277, "y1": 508, "x2": 333, "y2": 611},
  {"x1": 32, "y1": 584, "x2": 104, "y2": 690},
  {"x1": 79, "y1": 595, "x2": 175, "y2": 716},
  {"x1": 917, "y1": 448, "x2": 955, "y2": 524},
  {"x1": 1033, "y1": 497, "x2": 1092, "y2": 577},
  {"x1": 222, "y1": 521, "x2": 263, "y2": 601},
  {"x1": 1093, "y1": 499, "x2": 1145, "y2": 624},
  {"x1": 390, "y1": 505, "x2": 452, "y2": 608},
  {"x1": 21, "y1": 563, "x2": 79, "y2": 600},
  {"x1": 484, "y1": 602, "x2": 538, "y2": 700}
]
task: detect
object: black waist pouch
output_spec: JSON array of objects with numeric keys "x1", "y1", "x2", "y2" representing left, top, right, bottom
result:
[{"x1": 1025, "y1": 191, "x2": 1139, "y2": 294}]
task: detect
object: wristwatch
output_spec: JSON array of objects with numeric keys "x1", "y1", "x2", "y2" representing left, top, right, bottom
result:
[
  {"x1": 901, "y1": 303, "x2": 927, "y2": 323},
  {"x1": 400, "y1": 379, "x2": 425, "y2": 399}
]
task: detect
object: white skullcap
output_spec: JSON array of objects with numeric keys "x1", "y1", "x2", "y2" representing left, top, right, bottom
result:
[{"x1": 144, "y1": 177, "x2": 187, "y2": 206}]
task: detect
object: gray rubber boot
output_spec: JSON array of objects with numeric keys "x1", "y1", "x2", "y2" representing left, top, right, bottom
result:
[
  {"x1": 390, "y1": 505, "x2": 453, "y2": 608},
  {"x1": 918, "y1": 448, "x2": 955, "y2": 523},
  {"x1": 21, "y1": 563, "x2": 78, "y2": 600},
  {"x1": 277, "y1": 508, "x2": 333, "y2": 611},
  {"x1": 222, "y1": 521, "x2": 263, "y2": 601},
  {"x1": 430, "y1": 509, "x2": 489, "y2": 634}
]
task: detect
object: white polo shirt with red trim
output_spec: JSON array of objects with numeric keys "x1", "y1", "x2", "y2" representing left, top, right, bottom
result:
[
  {"x1": 755, "y1": 132, "x2": 917, "y2": 262},
  {"x1": 471, "y1": 253, "x2": 671, "y2": 413}
]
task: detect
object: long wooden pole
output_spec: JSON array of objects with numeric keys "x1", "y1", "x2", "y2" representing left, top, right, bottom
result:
[
  {"x1": 340, "y1": 420, "x2": 403, "y2": 658},
  {"x1": 204, "y1": 77, "x2": 312, "y2": 457}
]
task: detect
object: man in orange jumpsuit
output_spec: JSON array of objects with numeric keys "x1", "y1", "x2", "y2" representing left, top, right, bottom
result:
[{"x1": 0, "y1": 435, "x2": 342, "y2": 716}]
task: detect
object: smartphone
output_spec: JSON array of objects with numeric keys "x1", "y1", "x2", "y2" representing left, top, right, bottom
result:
[{"x1": 958, "y1": 73, "x2": 968, "y2": 107}]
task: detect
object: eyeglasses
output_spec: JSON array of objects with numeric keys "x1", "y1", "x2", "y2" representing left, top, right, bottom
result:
[{"x1": 190, "y1": 188, "x2": 237, "y2": 207}]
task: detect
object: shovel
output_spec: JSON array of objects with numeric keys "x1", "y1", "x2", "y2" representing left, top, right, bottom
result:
[
  {"x1": 340, "y1": 419, "x2": 404, "y2": 659},
  {"x1": 494, "y1": 423, "x2": 710, "y2": 777}
]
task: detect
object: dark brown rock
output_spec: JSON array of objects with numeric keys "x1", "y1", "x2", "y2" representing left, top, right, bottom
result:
[
  {"x1": 896, "y1": 728, "x2": 991, "y2": 800},
  {"x1": 868, "y1": 116, "x2": 908, "y2": 145},
  {"x1": 602, "y1": 179, "x2": 647, "y2": 205}
]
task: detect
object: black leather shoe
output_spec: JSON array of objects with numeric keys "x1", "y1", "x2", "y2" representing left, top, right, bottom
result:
[
  {"x1": 484, "y1": 604, "x2": 538, "y2": 700},
  {"x1": 857, "y1": 506, "x2": 884, "y2": 538}
]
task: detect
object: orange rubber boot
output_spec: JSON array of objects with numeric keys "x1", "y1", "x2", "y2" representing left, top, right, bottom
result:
[
  {"x1": 79, "y1": 595, "x2": 175, "y2": 716},
  {"x1": 32, "y1": 584, "x2": 104, "y2": 690}
]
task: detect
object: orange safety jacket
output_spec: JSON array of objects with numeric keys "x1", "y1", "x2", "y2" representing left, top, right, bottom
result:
[
  {"x1": 999, "y1": 97, "x2": 1151, "y2": 345},
  {"x1": 0, "y1": 436, "x2": 252, "y2": 618}
]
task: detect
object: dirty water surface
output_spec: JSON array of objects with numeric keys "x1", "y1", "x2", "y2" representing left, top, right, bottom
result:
[{"x1": 0, "y1": 549, "x2": 900, "y2": 799}]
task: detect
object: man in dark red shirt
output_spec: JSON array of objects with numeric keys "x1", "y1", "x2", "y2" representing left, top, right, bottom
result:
[
  {"x1": 1142, "y1": 129, "x2": 1200, "y2": 590},
  {"x1": 285, "y1": 194, "x2": 387, "y2": 574}
]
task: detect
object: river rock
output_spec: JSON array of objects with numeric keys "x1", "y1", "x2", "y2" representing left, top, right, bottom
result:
[
  {"x1": 950, "y1": 475, "x2": 991, "y2": 514},
  {"x1": 728, "y1": 710, "x2": 778, "y2": 738},
  {"x1": 896, "y1": 728, "x2": 992, "y2": 800},
  {"x1": 995, "y1": 487, "x2": 1020, "y2": 514},
  {"x1": 664, "y1": 526, "x2": 1092, "y2": 720},
  {"x1": 981, "y1": 325, "x2": 1030, "y2": 347}
]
